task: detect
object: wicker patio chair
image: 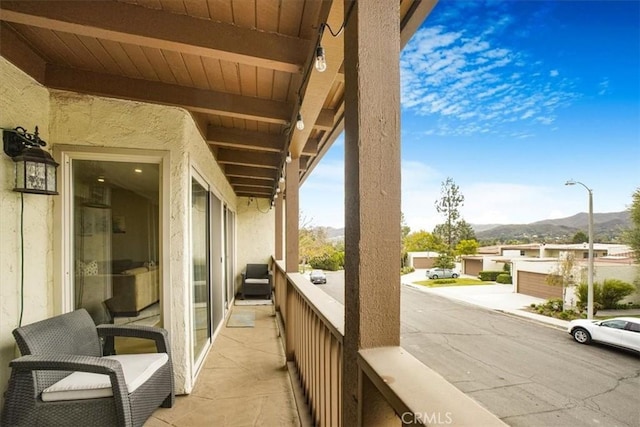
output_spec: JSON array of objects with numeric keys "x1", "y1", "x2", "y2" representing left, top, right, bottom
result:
[
  {"x1": 1, "y1": 309, "x2": 174, "y2": 427},
  {"x1": 241, "y1": 263, "x2": 272, "y2": 299}
]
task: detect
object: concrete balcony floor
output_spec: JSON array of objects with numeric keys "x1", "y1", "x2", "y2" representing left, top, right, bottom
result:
[{"x1": 146, "y1": 304, "x2": 301, "y2": 426}]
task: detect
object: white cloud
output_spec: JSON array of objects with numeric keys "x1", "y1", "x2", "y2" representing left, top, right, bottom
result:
[{"x1": 400, "y1": 15, "x2": 579, "y2": 138}]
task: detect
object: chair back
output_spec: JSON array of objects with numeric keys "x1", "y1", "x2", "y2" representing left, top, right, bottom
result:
[
  {"x1": 12, "y1": 309, "x2": 102, "y2": 390},
  {"x1": 245, "y1": 263, "x2": 269, "y2": 279}
]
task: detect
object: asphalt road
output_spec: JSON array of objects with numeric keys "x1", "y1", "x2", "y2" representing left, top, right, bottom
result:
[{"x1": 314, "y1": 271, "x2": 640, "y2": 427}]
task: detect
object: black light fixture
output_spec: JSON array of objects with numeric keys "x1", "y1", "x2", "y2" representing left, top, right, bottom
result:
[{"x1": 3, "y1": 126, "x2": 59, "y2": 195}]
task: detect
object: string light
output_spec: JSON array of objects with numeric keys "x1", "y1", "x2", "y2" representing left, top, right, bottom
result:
[
  {"x1": 296, "y1": 113, "x2": 304, "y2": 130},
  {"x1": 286, "y1": 152, "x2": 292, "y2": 163},
  {"x1": 279, "y1": 173, "x2": 285, "y2": 184},
  {"x1": 315, "y1": 46, "x2": 327, "y2": 72}
]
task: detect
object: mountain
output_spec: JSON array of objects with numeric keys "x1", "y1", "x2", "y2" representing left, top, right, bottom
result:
[{"x1": 473, "y1": 211, "x2": 631, "y2": 243}]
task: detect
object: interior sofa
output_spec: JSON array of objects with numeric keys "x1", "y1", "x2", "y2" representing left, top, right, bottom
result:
[{"x1": 105, "y1": 266, "x2": 159, "y2": 317}]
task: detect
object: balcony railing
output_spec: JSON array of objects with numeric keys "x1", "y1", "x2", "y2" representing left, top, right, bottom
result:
[{"x1": 273, "y1": 259, "x2": 506, "y2": 426}]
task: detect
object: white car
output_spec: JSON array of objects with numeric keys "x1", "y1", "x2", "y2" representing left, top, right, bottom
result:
[
  {"x1": 425, "y1": 268, "x2": 458, "y2": 279},
  {"x1": 567, "y1": 317, "x2": 640, "y2": 352}
]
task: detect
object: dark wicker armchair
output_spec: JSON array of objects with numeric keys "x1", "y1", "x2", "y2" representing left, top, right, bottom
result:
[
  {"x1": 1, "y1": 309, "x2": 174, "y2": 427},
  {"x1": 241, "y1": 263, "x2": 273, "y2": 299}
]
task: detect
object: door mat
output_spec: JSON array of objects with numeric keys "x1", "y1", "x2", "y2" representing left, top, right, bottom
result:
[
  {"x1": 227, "y1": 311, "x2": 255, "y2": 328},
  {"x1": 235, "y1": 298, "x2": 273, "y2": 306}
]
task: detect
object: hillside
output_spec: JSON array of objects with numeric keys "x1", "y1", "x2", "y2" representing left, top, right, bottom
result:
[{"x1": 474, "y1": 211, "x2": 630, "y2": 243}]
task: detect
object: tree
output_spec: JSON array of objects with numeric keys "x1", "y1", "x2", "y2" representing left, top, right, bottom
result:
[
  {"x1": 455, "y1": 239, "x2": 478, "y2": 256},
  {"x1": 434, "y1": 177, "x2": 465, "y2": 250},
  {"x1": 403, "y1": 230, "x2": 446, "y2": 253},
  {"x1": 433, "y1": 252, "x2": 455, "y2": 269},
  {"x1": 624, "y1": 187, "x2": 640, "y2": 263},
  {"x1": 456, "y1": 219, "x2": 476, "y2": 242},
  {"x1": 400, "y1": 212, "x2": 411, "y2": 267},
  {"x1": 572, "y1": 231, "x2": 588, "y2": 244},
  {"x1": 546, "y1": 252, "x2": 581, "y2": 307}
]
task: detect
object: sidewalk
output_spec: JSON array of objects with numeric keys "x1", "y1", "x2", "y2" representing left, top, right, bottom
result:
[{"x1": 401, "y1": 270, "x2": 571, "y2": 329}]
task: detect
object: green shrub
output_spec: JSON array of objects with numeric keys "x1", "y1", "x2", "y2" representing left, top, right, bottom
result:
[
  {"x1": 478, "y1": 271, "x2": 503, "y2": 281},
  {"x1": 502, "y1": 263, "x2": 511, "y2": 274},
  {"x1": 576, "y1": 280, "x2": 635, "y2": 310},
  {"x1": 309, "y1": 253, "x2": 341, "y2": 271},
  {"x1": 600, "y1": 279, "x2": 636, "y2": 309},
  {"x1": 401, "y1": 266, "x2": 415, "y2": 275},
  {"x1": 543, "y1": 298, "x2": 564, "y2": 312},
  {"x1": 496, "y1": 274, "x2": 512, "y2": 284}
]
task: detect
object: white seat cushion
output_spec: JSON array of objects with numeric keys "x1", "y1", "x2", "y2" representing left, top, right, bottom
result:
[
  {"x1": 41, "y1": 353, "x2": 168, "y2": 402},
  {"x1": 245, "y1": 278, "x2": 269, "y2": 284}
]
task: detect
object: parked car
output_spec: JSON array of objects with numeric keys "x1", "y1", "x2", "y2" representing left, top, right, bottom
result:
[
  {"x1": 310, "y1": 269, "x2": 327, "y2": 284},
  {"x1": 425, "y1": 268, "x2": 458, "y2": 279},
  {"x1": 567, "y1": 317, "x2": 640, "y2": 352}
]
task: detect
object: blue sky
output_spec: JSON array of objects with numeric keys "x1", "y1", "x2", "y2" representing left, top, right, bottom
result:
[{"x1": 300, "y1": 0, "x2": 640, "y2": 231}]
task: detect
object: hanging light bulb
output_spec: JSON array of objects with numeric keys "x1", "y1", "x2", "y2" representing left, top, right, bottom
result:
[
  {"x1": 279, "y1": 173, "x2": 285, "y2": 184},
  {"x1": 285, "y1": 152, "x2": 292, "y2": 163},
  {"x1": 296, "y1": 113, "x2": 304, "y2": 131},
  {"x1": 274, "y1": 193, "x2": 278, "y2": 199},
  {"x1": 315, "y1": 46, "x2": 327, "y2": 72},
  {"x1": 276, "y1": 187, "x2": 281, "y2": 193}
]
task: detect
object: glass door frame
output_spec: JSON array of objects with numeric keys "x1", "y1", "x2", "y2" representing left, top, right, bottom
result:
[{"x1": 53, "y1": 146, "x2": 170, "y2": 330}]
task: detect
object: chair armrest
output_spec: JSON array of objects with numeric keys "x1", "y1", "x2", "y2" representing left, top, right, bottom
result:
[
  {"x1": 10, "y1": 354, "x2": 131, "y2": 425},
  {"x1": 97, "y1": 324, "x2": 170, "y2": 355}
]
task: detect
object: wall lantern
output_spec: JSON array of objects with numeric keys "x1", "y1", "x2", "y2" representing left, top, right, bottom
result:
[{"x1": 2, "y1": 126, "x2": 59, "y2": 195}]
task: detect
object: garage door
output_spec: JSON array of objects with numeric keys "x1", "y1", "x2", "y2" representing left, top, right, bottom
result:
[
  {"x1": 464, "y1": 259, "x2": 483, "y2": 276},
  {"x1": 517, "y1": 271, "x2": 562, "y2": 299},
  {"x1": 413, "y1": 257, "x2": 434, "y2": 269}
]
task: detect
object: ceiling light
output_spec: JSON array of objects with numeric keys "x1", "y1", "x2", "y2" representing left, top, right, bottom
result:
[
  {"x1": 285, "y1": 152, "x2": 292, "y2": 164},
  {"x1": 315, "y1": 46, "x2": 327, "y2": 72},
  {"x1": 134, "y1": 168, "x2": 142, "y2": 173},
  {"x1": 279, "y1": 174, "x2": 285, "y2": 184},
  {"x1": 97, "y1": 177, "x2": 105, "y2": 183},
  {"x1": 276, "y1": 187, "x2": 281, "y2": 193},
  {"x1": 274, "y1": 193, "x2": 278, "y2": 199},
  {"x1": 296, "y1": 113, "x2": 304, "y2": 131}
]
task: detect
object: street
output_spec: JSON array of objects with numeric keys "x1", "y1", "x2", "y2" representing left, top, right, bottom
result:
[{"x1": 315, "y1": 271, "x2": 640, "y2": 426}]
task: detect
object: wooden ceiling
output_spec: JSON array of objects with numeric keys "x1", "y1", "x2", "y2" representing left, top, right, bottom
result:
[{"x1": 0, "y1": 0, "x2": 435, "y2": 199}]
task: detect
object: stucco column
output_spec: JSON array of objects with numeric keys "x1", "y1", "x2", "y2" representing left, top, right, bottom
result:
[
  {"x1": 343, "y1": 1, "x2": 401, "y2": 425},
  {"x1": 275, "y1": 194, "x2": 283, "y2": 260},
  {"x1": 285, "y1": 158, "x2": 299, "y2": 273}
]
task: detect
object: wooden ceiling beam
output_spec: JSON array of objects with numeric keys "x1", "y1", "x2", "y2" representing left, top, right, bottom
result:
[
  {"x1": 207, "y1": 126, "x2": 285, "y2": 152},
  {"x1": 44, "y1": 65, "x2": 291, "y2": 124},
  {"x1": 236, "y1": 190, "x2": 272, "y2": 198},
  {"x1": 288, "y1": 1, "x2": 344, "y2": 157},
  {"x1": 216, "y1": 149, "x2": 279, "y2": 169},
  {"x1": 230, "y1": 177, "x2": 274, "y2": 188},
  {"x1": 224, "y1": 165, "x2": 277, "y2": 180},
  {"x1": 0, "y1": 1, "x2": 308, "y2": 73},
  {"x1": 0, "y1": 23, "x2": 46, "y2": 83}
]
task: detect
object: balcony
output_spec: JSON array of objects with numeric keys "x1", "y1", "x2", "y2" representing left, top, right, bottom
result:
[
  {"x1": 1, "y1": 2, "x2": 506, "y2": 425},
  {"x1": 146, "y1": 261, "x2": 505, "y2": 426}
]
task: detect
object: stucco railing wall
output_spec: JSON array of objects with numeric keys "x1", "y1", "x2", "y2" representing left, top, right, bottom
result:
[{"x1": 272, "y1": 260, "x2": 506, "y2": 426}]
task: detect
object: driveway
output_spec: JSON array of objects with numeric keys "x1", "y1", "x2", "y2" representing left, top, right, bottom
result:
[{"x1": 308, "y1": 270, "x2": 640, "y2": 426}]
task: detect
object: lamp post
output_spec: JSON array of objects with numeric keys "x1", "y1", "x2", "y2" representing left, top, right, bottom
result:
[{"x1": 565, "y1": 180, "x2": 594, "y2": 319}]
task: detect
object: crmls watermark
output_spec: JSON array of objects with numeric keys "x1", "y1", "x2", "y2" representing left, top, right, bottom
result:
[{"x1": 401, "y1": 411, "x2": 453, "y2": 425}]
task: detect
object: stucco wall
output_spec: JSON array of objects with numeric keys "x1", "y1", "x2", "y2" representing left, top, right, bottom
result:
[
  {"x1": 0, "y1": 58, "x2": 52, "y2": 405},
  {"x1": 237, "y1": 196, "x2": 275, "y2": 288},
  {"x1": 0, "y1": 56, "x2": 242, "y2": 396}
]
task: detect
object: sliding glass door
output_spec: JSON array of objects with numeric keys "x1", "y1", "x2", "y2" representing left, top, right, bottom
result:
[
  {"x1": 72, "y1": 159, "x2": 160, "y2": 328},
  {"x1": 191, "y1": 174, "x2": 211, "y2": 366}
]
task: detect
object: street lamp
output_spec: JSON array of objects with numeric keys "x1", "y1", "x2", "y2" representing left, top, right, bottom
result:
[{"x1": 565, "y1": 179, "x2": 594, "y2": 319}]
